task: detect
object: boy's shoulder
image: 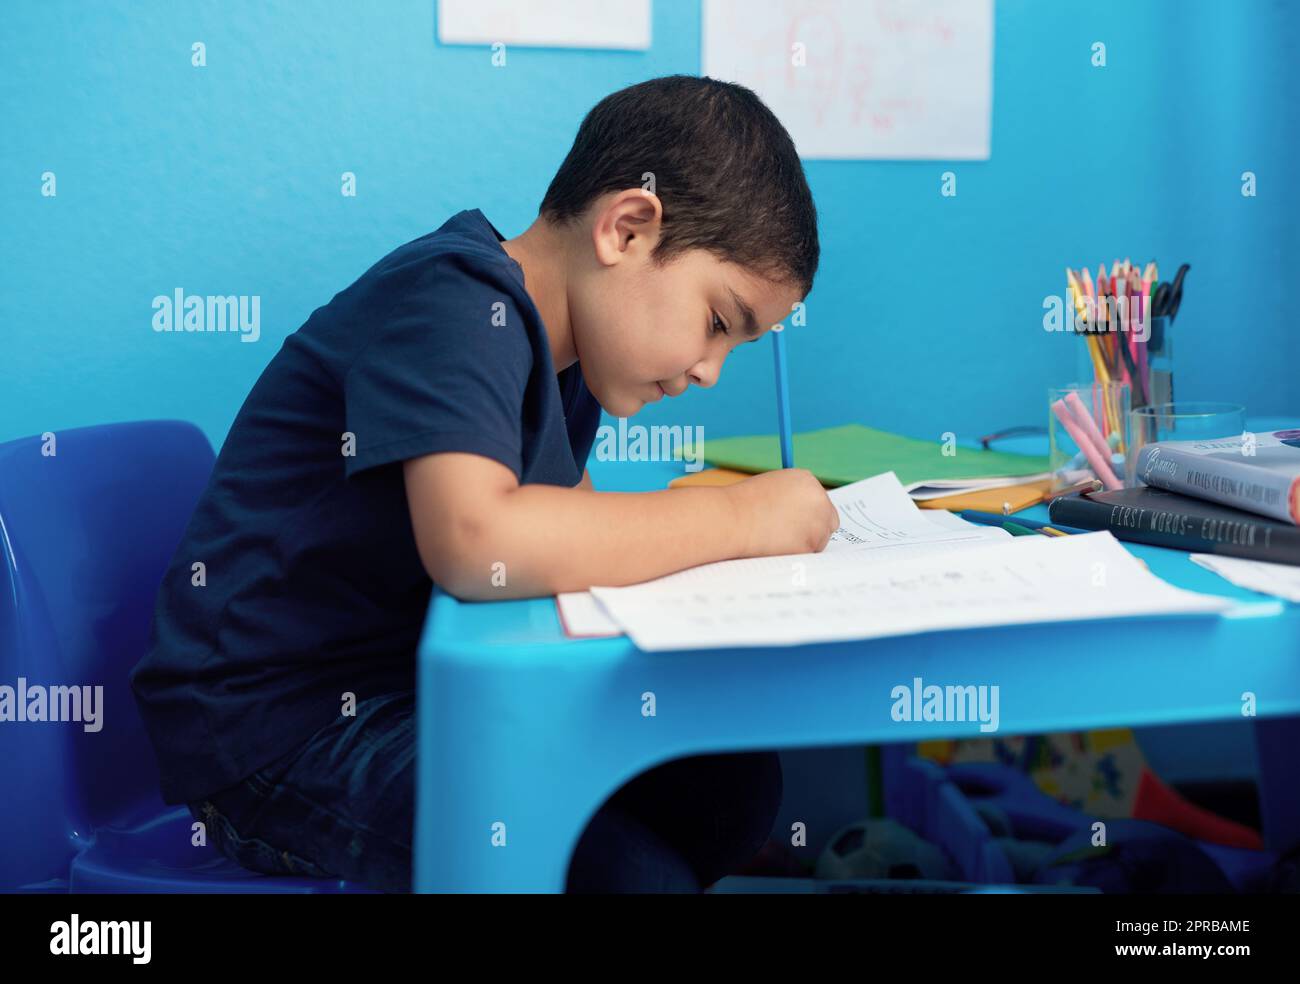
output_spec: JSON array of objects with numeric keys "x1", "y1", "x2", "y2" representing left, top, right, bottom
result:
[
  {"x1": 362, "y1": 209, "x2": 527, "y2": 299},
  {"x1": 294, "y1": 208, "x2": 540, "y2": 373}
]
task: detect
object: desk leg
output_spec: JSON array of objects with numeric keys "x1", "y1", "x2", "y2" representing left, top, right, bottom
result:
[
  {"x1": 413, "y1": 747, "x2": 608, "y2": 892},
  {"x1": 413, "y1": 658, "x2": 643, "y2": 893}
]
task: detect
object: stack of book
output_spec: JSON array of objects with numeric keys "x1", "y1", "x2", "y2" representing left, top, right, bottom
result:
[{"x1": 1048, "y1": 430, "x2": 1300, "y2": 565}]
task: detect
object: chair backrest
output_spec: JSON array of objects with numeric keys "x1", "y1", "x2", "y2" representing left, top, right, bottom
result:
[{"x1": 0, "y1": 421, "x2": 214, "y2": 888}]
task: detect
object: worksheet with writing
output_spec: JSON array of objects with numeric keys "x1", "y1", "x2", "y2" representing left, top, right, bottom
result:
[
  {"x1": 557, "y1": 472, "x2": 1008, "y2": 637},
  {"x1": 590, "y1": 532, "x2": 1231, "y2": 651}
]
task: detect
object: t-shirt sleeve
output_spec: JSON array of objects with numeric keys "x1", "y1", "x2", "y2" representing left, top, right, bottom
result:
[{"x1": 341, "y1": 262, "x2": 532, "y2": 480}]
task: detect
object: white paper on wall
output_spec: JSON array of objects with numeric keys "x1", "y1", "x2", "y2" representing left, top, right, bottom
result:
[
  {"x1": 438, "y1": 0, "x2": 651, "y2": 50},
  {"x1": 703, "y1": 0, "x2": 994, "y2": 159}
]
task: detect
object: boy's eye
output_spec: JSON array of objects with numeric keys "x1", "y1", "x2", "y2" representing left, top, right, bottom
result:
[{"x1": 710, "y1": 312, "x2": 730, "y2": 336}]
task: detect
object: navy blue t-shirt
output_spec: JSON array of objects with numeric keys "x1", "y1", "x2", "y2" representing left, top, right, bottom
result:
[{"x1": 130, "y1": 209, "x2": 602, "y2": 804}]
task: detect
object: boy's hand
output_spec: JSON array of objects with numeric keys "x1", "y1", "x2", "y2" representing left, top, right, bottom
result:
[{"x1": 726, "y1": 469, "x2": 840, "y2": 558}]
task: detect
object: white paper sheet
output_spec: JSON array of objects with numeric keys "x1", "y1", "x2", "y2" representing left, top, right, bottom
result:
[
  {"x1": 438, "y1": 0, "x2": 651, "y2": 50},
  {"x1": 703, "y1": 0, "x2": 993, "y2": 159},
  {"x1": 1191, "y1": 554, "x2": 1300, "y2": 604},
  {"x1": 556, "y1": 590, "x2": 623, "y2": 637},
  {"x1": 592, "y1": 532, "x2": 1231, "y2": 651},
  {"x1": 557, "y1": 472, "x2": 1008, "y2": 638}
]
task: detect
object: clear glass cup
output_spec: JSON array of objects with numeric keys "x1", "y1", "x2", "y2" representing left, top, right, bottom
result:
[
  {"x1": 1048, "y1": 381, "x2": 1130, "y2": 492},
  {"x1": 1141, "y1": 315, "x2": 1174, "y2": 408},
  {"x1": 1072, "y1": 314, "x2": 1172, "y2": 410},
  {"x1": 1126, "y1": 401, "x2": 1247, "y2": 487}
]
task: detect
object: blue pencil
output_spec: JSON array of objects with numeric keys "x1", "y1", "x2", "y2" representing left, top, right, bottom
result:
[
  {"x1": 773, "y1": 328, "x2": 794, "y2": 468},
  {"x1": 958, "y1": 511, "x2": 1092, "y2": 536}
]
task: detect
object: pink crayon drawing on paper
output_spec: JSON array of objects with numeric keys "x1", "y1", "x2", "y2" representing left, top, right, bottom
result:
[{"x1": 704, "y1": 0, "x2": 993, "y2": 160}]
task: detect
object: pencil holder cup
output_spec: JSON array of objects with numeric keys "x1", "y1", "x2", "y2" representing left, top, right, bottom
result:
[
  {"x1": 1071, "y1": 315, "x2": 1172, "y2": 410},
  {"x1": 1048, "y1": 382, "x2": 1130, "y2": 492},
  {"x1": 1126, "y1": 401, "x2": 1246, "y2": 487},
  {"x1": 1140, "y1": 315, "x2": 1174, "y2": 408}
]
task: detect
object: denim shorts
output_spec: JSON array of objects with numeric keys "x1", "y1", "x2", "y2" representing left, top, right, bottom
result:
[
  {"x1": 188, "y1": 689, "x2": 783, "y2": 893},
  {"x1": 188, "y1": 690, "x2": 416, "y2": 892}
]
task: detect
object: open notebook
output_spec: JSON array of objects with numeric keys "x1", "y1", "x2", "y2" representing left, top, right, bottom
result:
[{"x1": 556, "y1": 472, "x2": 1230, "y2": 649}]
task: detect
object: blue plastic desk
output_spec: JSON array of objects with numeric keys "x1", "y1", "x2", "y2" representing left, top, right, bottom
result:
[{"x1": 413, "y1": 456, "x2": 1300, "y2": 892}]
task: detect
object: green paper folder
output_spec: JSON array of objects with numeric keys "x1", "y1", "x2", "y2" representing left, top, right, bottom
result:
[{"x1": 702, "y1": 424, "x2": 1051, "y2": 489}]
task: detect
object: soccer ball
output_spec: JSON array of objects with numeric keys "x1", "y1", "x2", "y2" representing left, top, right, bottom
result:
[{"x1": 815, "y1": 819, "x2": 956, "y2": 881}]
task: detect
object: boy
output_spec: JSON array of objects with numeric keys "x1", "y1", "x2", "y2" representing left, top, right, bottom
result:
[{"x1": 130, "y1": 75, "x2": 836, "y2": 893}]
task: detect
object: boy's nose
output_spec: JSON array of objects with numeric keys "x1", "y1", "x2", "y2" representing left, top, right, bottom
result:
[{"x1": 688, "y1": 358, "x2": 721, "y2": 389}]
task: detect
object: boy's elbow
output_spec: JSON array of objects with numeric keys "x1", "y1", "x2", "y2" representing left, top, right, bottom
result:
[
  {"x1": 434, "y1": 552, "x2": 508, "y2": 602},
  {"x1": 417, "y1": 507, "x2": 555, "y2": 601},
  {"x1": 436, "y1": 572, "x2": 495, "y2": 603},
  {"x1": 417, "y1": 514, "x2": 498, "y2": 601},
  {"x1": 430, "y1": 557, "x2": 549, "y2": 602}
]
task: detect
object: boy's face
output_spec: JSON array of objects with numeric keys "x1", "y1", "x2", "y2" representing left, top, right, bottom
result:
[{"x1": 567, "y1": 191, "x2": 803, "y2": 418}]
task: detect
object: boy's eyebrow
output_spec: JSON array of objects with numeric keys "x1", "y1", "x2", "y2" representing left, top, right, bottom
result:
[{"x1": 728, "y1": 287, "x2": 763, "y2": 341}]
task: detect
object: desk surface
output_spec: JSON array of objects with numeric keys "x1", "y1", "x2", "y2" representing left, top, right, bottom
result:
[{"x1": 420, "y1": 448, "x2": 1300, "y2": 738}]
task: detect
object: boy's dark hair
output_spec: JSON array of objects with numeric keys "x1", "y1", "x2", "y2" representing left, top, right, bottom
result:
[{"x1": 539, "y1": 75, "x2": 819, "y2": 298}]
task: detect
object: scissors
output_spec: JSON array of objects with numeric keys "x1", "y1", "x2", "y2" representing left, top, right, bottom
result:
[{"x1": 1152, "y1": 263, "x2": 1190, "y2": 320}]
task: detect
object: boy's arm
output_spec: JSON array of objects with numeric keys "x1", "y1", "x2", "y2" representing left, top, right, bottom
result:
[{"x1": 403, "y1": 452, "x2": 836, "y2": 601}]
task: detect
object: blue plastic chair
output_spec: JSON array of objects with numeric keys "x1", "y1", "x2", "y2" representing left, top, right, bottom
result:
[{"x1": 0, "y1": 421, "x2": 373, "y2": 892}]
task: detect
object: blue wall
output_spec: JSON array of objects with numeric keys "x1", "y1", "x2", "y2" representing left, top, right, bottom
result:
[{"x1": 3, "y1": 0, "x2": 1296, "y2": 452}]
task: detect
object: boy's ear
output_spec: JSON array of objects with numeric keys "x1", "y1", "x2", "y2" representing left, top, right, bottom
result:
[{"x1": 590, "y1": 188, "x2": 663, "y2": 267}]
